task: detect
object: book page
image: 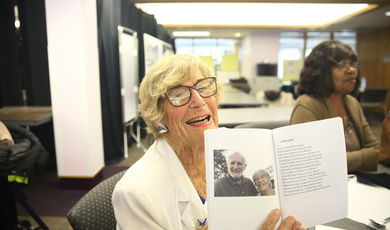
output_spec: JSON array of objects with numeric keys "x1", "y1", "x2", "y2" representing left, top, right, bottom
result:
[
  {"x1": 205, "y1": 128, "x2": 281, "y2": 230},
  {"x1": 272, "y1": 117, "x2": 347, "y2": 228}
]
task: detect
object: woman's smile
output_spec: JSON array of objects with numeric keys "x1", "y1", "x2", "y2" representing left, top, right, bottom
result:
[{"x1": 186, "y1": 115, "x2": 211, "y2": 126}]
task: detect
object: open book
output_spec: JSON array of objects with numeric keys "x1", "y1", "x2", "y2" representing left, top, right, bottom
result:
[{"x1": 205, "y1": 117, "x2": 348, "y2": 230}]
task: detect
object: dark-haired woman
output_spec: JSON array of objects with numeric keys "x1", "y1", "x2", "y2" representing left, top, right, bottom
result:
[{"x1": 290, "y1": 40, "x2": 390, "y2": 172}]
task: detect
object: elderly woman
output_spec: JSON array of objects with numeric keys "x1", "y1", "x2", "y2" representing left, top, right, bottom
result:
[
  {"x1": 253, "y1": 169, "x2": 275, "y2": 196},
  {"x1": 290, "y1": 40, "x2": 390, "y2": 172},
  {"x1": 112, "y1": 54, "x2": 304, "y2": 230}
]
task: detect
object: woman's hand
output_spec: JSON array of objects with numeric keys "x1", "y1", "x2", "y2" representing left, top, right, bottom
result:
[
  {"x1": 382, "y1": 115, "x2": 390, "y2": 141},
  {"x1": 379, "y1": 115, "x2": 390, "y2": 162},
  {"x1": 259, "y1": 209, "x2": 305, "y2": 230}
]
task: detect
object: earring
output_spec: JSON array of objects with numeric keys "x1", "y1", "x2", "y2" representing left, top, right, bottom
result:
[{"x1": 157, "y1": 123, "x2": 168, "y2": 134}]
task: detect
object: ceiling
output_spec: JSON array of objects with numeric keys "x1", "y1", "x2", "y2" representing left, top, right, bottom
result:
[{"x1": 132, "y1": 0, "x2": 390, "y2": 38}]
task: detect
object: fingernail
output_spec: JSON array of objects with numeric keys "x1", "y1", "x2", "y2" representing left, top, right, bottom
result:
[
  {"x1": 273, "y1": 209, "x2": 281, "y2": 215},
  {"x1": 286, "y1": 216, "x2": 295, "y2": 224}
]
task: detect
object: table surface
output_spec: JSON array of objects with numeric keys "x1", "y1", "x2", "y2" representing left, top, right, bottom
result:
[
  {"x1": 218, "y1": 106, "x2": 293, "y2": 128},
  {"x1": 0, "y1": 106, "x2": 52, "y2": 126},
  {"x1": 219, "y1": 84, "x2": 268, "y2": 108},
  {"x1": 347, "y1": 164, "x2": 390, "y2": 229}
]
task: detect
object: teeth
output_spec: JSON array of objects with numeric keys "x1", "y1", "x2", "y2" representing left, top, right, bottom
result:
[{"x1": 186, "y1": 115, "x2": 210, "y2": 125}]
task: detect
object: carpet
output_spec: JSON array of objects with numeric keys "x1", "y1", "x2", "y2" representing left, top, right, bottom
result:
[{"x1": 16, "y1": 165, "x2": 129, "y2": 217}]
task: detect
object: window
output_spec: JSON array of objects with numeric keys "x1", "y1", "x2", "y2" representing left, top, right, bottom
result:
[
  {"x1": 305, "y1": 32, "x2": 331, "y2": 57},
  {"x1": 278, "y1": 32, "x2": 304, "y2": 82},
  {"x1": 278, "y1": 31, "x2": 356, "y2": 83},
  {"x1": 334, "y1": 32, "x2": 356, "y2": 51},
  {"x1": 175, "y1": 38, "x2": 236, "y2": 68}
]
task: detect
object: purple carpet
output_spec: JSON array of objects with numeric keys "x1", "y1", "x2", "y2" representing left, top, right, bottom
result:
[{"x1": 16, "y1": 165, "x2": 128, "y2": 217}]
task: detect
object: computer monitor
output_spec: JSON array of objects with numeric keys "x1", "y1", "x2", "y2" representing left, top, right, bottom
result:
[{"x1": 257, "y1": 63, "x2": 277, "y2": 77}]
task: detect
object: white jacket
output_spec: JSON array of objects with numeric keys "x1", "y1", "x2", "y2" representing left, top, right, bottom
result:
[{"x1": 112, "y1": 138, "x2": 207, "y2": 230}]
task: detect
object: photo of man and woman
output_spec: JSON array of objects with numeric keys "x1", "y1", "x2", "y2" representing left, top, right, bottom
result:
[{"x1": 213, "y1": 149, "x2": 276, "y2": 197}]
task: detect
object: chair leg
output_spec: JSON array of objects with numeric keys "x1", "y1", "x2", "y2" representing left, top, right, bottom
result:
[{"x1": 8, "y1": 183, "x2": 49, "y2": 230}]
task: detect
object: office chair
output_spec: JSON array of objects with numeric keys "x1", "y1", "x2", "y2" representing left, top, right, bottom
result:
[
  {"x1": 1, "y1": 123, "x2": 49, "y2": 230},
  {"x1": 66, "y1": 169, "x2": 127, "y2": 230},
  {"x1": 359, "y1": 87, "x2": 389, "y2": 117}
]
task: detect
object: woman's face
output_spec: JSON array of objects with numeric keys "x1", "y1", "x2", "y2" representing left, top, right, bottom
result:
[
  {"x1": 162, "y1": 72, "x2": 219, "y2": 146},
  {"x1": 331, "y1": 59, "x2": 358, "y2": 95},
  {"x1": 254, "y1": 173, "x2": 271, "y2": 192}
]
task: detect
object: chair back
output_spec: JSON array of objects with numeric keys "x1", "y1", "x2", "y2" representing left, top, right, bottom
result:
[
  {"x1": 66, "y1": 169, "x2": 126, "y2": 230},
  {"x1": 360, "y1": 88, "x2": 388, "y2": 103},
  {"x1": 359, "y1": 87, "x2": 388, "y2": 116},
  {"x1": 235, "y1": 121, "x2": 288, "y2": 130}
]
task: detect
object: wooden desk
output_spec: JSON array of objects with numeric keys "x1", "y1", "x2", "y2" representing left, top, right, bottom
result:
[
  {"x1": 218, "y1": 106, "x2": 293, "y2": 128},
  {"x1": 0, "y1": 106, "x2": 52, "y2": 126}
]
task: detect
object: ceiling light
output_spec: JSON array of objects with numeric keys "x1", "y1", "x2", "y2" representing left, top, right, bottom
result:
[
  {"x1": 172, "y1": 31, "x2": 210, "y2": 37},
  {"x1": 136, "y1": 3, "x2": 376, "y2": 28},
  {"x1": 234, "y1": 33, "x2": 241, "y2": 38},
  {"x1": 385, "y1": 11, "x2": 390, "y2": 16}
]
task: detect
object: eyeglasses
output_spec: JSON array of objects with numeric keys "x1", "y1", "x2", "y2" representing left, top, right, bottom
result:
[
  {"x1": 335, "y1": 60, "x2": 359, "y2": 71},
  {"x1": 164, "y1": 77, "x2": 217, "y2": 107}
]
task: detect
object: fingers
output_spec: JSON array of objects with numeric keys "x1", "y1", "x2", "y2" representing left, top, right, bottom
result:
[
  {"x1": 259, "y1": 210, "x2": 306, "y2": 230},
  {"x1": 259, "y1": 209, "x2": 281, "y2": 230},
  {"x1": 280, "y1": 216, "x2": 307, "y2": 230},
  {"x1": 278, "y1": 216, "x2": 296, "y2": 230},
  {"x1": 292, "y1": 220, "x2": 305, "y2": 230}
]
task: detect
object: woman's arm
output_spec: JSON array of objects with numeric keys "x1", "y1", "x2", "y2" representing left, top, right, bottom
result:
[{"x1": 112, "y1": 186, "x2": 164, "y2": 230}]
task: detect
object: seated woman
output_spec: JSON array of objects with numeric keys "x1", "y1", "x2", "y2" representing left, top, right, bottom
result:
[
  {"x1": 253, "y1": 169, "x2": 275, "y2": 196},
  {"x1": 290, "y1": 40, "x2": 390, "y2": 172},
  {"x1": 112, "y1": 53, "x2": 304, "y2": 230}
]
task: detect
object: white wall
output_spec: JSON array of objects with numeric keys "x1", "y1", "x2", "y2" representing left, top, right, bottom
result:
[
  {"x1": 45, "y1": 0, "x2": 104, "y2": 177},
  {"x1": 239, "y1": 35, "x2": 252, "y2": 80},
  {"x1": 240, "y1": 31, "x2": 281, "y2": 83}
]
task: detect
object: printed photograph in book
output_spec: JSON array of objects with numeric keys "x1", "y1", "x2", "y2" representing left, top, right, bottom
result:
[{"x1": 213, "y1": 149, "x2": 276, "y2": 197}]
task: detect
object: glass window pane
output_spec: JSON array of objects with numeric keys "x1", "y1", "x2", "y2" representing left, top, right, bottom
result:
[
  {"x1": 174, "y1": 38, "x2": 236, "y2": 69},
  {"x1": 334, "y1": 32, "x2": 356, "y2": 51},
  {"x1": 305, "y1": 32, "x2": 331, "y2": 56},
  {"x1": 279, "y1": 32, "x2": 304, "y2": 82},
  {"x1": 175, "y1": 38, "x2": 193, "y2": 54}
]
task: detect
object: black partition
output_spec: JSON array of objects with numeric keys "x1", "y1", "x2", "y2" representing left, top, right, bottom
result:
[
  {"x1": 97, "y1": 0, "x2": 173, "y2": 164},
  {"x1": 0, "y1": 0, "x2": 50, "y2": 107},
  {"x1": 0, "y1": 0, "x2": 24, "y2": 107},
  {"x1": 2, "y1": 0, "x2": 173, "y2": 165},
  {"x1": 0, "y1": 0, "x2": 56, "y2": 170}
]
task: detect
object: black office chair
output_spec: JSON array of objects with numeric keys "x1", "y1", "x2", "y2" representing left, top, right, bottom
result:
[
  {"x1": 359, "y1": 87, "x2": 388, "y2": 117},
  {"x1": 0, "y1": 123, "x2": 49, "y2": 230},
  {"x1": 66, "y1": 169, "x2": 127, "y2": 230}
]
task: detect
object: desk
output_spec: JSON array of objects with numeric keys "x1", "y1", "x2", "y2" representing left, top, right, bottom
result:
[
  {"x1": 0, "y1": 106, "x2": 52, "y2": 126},
  {"x1": 219, "y1": 84, "x2": 268, "y2": 108},
  {"x1": 218, "y1": 106, "x2": 293, "y2": 128},
  {"x1": 346, "y1": 164, "x2": 390, "y2": 229}
]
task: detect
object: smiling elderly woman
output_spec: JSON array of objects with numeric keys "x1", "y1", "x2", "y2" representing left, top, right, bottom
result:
[
  {"x1": 112, "y1": 53, "x2": 304, "y2": 230},
  {"x1": 253, "y1": 169, "x2": 275, "y2": 196}
]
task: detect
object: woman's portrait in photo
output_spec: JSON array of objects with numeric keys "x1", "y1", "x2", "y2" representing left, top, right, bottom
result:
[{"x1": 252, "y1": 168, "x2": 276, "y2": 196}]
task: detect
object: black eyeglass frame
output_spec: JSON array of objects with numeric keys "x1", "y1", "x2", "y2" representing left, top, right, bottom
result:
[
  {"x1": 335, "y1": 60, "x2": 359, "y2": 71},
  {"x1": 164, "y1": 77, "x2": 217, "y2": 107}
]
